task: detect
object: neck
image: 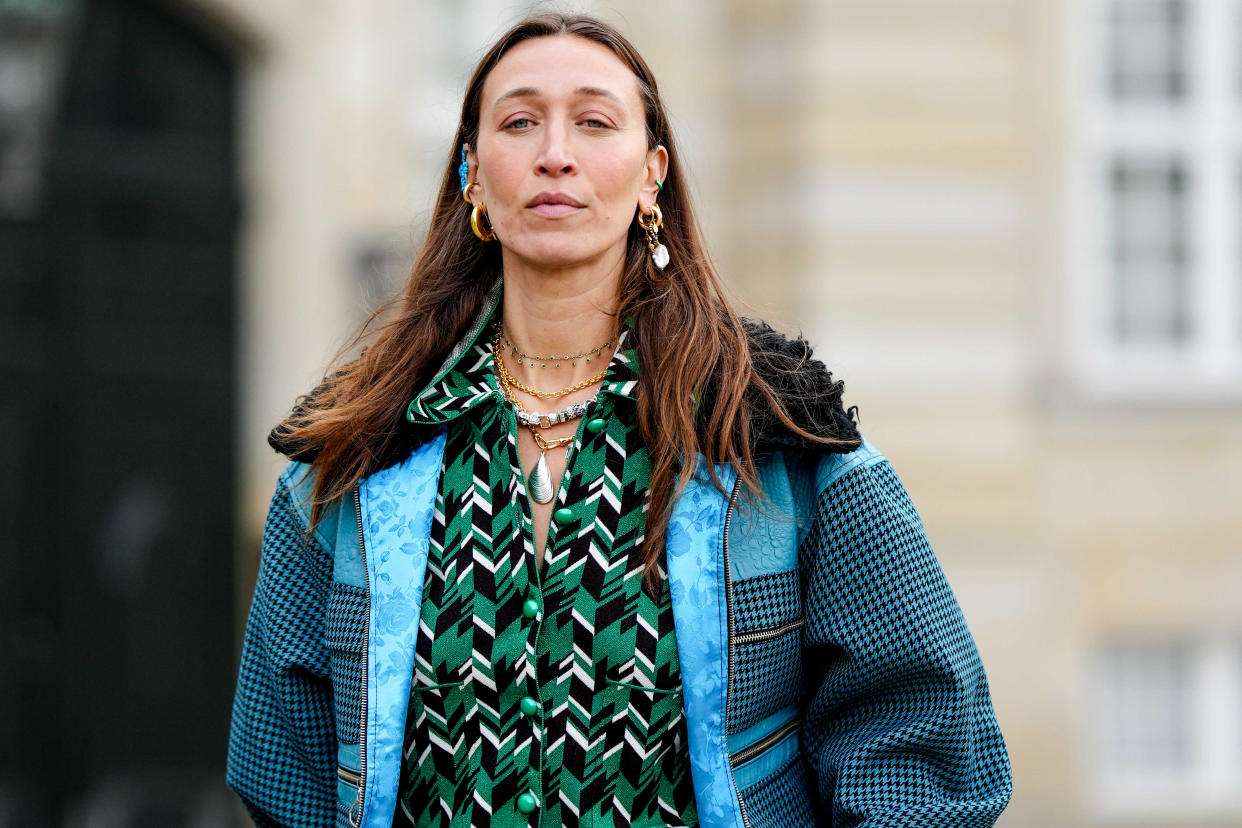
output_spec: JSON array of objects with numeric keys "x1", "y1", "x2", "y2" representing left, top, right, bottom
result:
[{"x1": 498, "y1": 255, "x2": 622, "y2": 392}]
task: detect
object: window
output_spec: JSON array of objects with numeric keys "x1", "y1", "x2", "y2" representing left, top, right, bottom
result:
[
  {"x1": 1089, "y1": 636, "x2": 1242, "y2": 817},
  {"x1": 1095, "y1": 639, "x2": 1193, "y2": 772},
  {"x1": 1066, "y1": 0, "x2": 1242, "y2": 400},
  {"x1": 1109, "y1": 157, "x2": 1193, "y2": 345},
  {"x1": 1108, "y1": 0, "x2": 1189, "y2": 102}
]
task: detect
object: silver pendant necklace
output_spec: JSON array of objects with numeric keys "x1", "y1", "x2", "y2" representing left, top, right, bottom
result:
[
  {"x1": 523, "y1": 424, "x2": 579, "y2": 504},
  {"x1": 527, "y1": 451, "x2": 556, "y2": 505}
]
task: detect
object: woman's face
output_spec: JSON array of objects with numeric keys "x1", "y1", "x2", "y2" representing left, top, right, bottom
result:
[{"x1": 467, "y1": 35, "x2": 667, "y2": 271}]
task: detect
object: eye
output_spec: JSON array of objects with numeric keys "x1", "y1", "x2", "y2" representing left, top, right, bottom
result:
[
  {"x1": 583, "y1": 118, "x2": 610, "y2": 129},
  {"x1": 504, "y1": 117, "x2": 533, "y2": 130}
]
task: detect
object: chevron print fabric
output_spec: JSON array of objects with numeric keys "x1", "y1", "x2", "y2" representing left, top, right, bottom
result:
[{"x1": 398, "y1": 314, "x2": 698, "y2": 828}]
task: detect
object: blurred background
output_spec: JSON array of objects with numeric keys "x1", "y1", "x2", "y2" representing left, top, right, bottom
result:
[{"x1": 2, "y1": 0, "x2": 1240, "y2": 825}]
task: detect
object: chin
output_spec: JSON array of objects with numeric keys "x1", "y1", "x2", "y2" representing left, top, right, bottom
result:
[{"x1": 511, "y1": 237, "x2": 601, "y2": 269}]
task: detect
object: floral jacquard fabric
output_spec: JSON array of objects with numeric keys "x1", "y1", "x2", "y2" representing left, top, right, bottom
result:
[{"x1": 395, "y1": 307, "x2": 698, "y2": 828}]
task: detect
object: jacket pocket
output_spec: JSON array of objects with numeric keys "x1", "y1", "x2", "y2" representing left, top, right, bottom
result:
[
  {"x1": 737, "y1": 750, "x2": 816, "y2": 828},
  {"x1": 729, "y1": 712, "x2": 816, "y2": 827},
  {"x1": 335, "y1": 764, "x2": 361, "y2": 828},
  {"x1": 599, "y1": 665, "x2": 688, "y2": 764},
  {"x1": 403, "y1": 669, "x2": 473, "y2": 814},
  {"x1": 729, "y1": 569, "x2": 803, "y2": 733},
  {"x1": 602, "y1": 677, "x2": 681, "y2": 695},
  {"x1": 602, "y1": 673, "x2": 684, "y2": 739},
  {"x1": 326, "y1": 581, "x2": 368, "y2": 745},
  {"x1": 581, "y1": 666, "x2": 695, "y2": 827}
]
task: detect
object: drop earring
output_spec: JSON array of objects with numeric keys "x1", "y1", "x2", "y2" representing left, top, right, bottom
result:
[
  {"x1": 637, "y1": 203, "x2": 668, "y2": 269},
  {"x1": 470, "y1": 201, "x2": 497, "y2": 242},
  {"x1": 460, "y1": 144, "x2": 496, "y2": 242}
]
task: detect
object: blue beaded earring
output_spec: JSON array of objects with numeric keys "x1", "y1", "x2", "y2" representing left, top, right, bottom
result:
[{"x1": 458, "y1": 144, "x2": 470, "y2": 200}]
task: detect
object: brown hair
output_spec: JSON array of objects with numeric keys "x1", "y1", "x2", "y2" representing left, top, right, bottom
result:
[{"x1": 276, "y1": 12, "x2": 855, "y2": 593}]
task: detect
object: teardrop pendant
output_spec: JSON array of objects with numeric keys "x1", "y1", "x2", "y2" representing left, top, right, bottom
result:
[{"x1": 528, "y1": 451, "x2": 555, "y2": 504}]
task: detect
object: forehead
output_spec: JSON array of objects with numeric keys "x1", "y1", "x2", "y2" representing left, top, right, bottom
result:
[{"x1": 482, "y1": 34, "x2": 642, "y2": 111}]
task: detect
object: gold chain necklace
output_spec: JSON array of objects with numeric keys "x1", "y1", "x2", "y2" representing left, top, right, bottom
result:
[
  {"x1": 492, "y1": 327, "x2": 608, "y2": 399},
  {"x1": 498, "y1": 375, "x2": 577, "y2": 450},
  {"x1": 500, "y1": 328, "x2": 613, "y2": 368}
]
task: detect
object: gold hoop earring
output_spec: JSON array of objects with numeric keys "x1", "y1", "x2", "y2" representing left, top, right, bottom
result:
[
  {"x1": 471, "y1": 202, "x2": 497, "y2": 242},
  {"x1": 637, "y1": 204, "x2": 668, "y2": 269}
]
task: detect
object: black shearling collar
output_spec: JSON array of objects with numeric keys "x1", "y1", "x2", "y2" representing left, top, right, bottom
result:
[
  {"x1": 734, "y1": 316, "x2": 862, "y2": 457},
  {"x1": 269, "y1": 298, "x2": 861, "y2": 470}
]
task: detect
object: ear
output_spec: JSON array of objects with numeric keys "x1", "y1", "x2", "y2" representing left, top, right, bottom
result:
[
  {"x1": 638, "y1": 145, "x2": 669, "y2": 213},
  {"x1": 463, "y1": 142, "x2": 482, "y2": 205}
]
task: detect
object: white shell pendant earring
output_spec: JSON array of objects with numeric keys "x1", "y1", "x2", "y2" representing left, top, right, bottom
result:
[
  {"x1": 653, "y1": 241, "x2": 670, "y2": 270},
  {"x1": 639, "y1": 202, "x2": 669, "y2": 270}
]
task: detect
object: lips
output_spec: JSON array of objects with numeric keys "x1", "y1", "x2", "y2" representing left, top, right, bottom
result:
[
  {"x1": 529, "y1": 202, "x2": 581, "y2": 218},
  {"x1": 527, "y1": 192, "x2": 585, "y2": 208}
]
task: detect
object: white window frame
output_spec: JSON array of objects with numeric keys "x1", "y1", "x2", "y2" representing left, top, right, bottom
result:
[
  {"x1": 1066, "y1": 0, "x2": 1242, "y2": 402},
  {"x1": 1086, "y1": 635, "x2": 1242, "y2": 819}
]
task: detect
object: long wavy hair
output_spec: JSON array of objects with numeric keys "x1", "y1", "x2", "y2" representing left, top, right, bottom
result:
[{"x1": 276, "y1": 12, "x2": 854, "y2": 594}]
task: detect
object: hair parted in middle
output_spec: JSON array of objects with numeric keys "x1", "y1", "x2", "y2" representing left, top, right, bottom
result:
[{"x1": 270, "y1": 11, "x2": 857, "y2": 596}]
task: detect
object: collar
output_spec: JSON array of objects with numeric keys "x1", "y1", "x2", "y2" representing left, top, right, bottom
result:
[
  {"x1": 269, "y1": 281, "x2": 862, "y2": 468},
  {"x1": 404, "y1": 275, "x2": 640, "y2": 427}
]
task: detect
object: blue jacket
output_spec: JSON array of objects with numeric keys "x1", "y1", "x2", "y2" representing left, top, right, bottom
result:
[{"x1": 227, "y1": 303, "x2": 1013, "y2": 828}]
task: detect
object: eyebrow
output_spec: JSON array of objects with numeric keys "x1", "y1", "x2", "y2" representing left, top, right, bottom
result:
[{"x1": 492, "y1": 85, "x2": 625, "y2": 111}]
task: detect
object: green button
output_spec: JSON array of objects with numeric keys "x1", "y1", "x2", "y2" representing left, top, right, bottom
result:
[
  {"x1": 520, "y1": 695, "x2": 539, "y2": 716},
  {"x1": 553, "y1": 507, "x2": 573, "y2": 525},
  {"x1": 585, "y1": 417, "x2": 606, "y2": 434},
  {"x1": 516, "y1": 792, "x2": 538, "y2": 814},
  {"x1": 522, "y1": 598, "x2": 540, "y2": 619}
]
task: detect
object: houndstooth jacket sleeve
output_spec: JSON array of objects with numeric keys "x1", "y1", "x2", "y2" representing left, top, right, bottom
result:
[
  {"x1": 797, "y1": 449, "x2": 1013, "y2": 826},
  {"x1": 226, "y1": 466, "x2": 337, "y2": 827}
]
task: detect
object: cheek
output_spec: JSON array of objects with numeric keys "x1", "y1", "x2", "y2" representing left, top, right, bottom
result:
[
  {"x1": 483, "y1": 147, "x2": 526, "y2": 201},
  {"x1": 596, "y1": 156, "x2": 642, "y2": 196},
  {"x1": 587, "y1": 158, "x2": 645, "y2": 218}
]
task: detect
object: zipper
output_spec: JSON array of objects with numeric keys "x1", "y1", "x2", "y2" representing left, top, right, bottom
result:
[
  {"x1": 349, "y1": 483, "x2": 370, "y2": 828},
  {"x1": 730, "y1": 715, "x2": 802, "y2": 768},
  {"x1": 338, "y1": 765, "x2": 361, "y2": 786},
  {"x1": 734, "y1": 617, "x2": 804, "y2": 646},
  {"x1": 719, "y1": 472, "x2": 752, "y2": 828}
]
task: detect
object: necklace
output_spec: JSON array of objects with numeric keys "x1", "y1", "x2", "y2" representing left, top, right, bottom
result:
[
  {"x1": 514, "y1": 398, "x2": 593, "y2": 428},
  {"x1": 500, "y1": 328, "x2": 614, "y2": 369},
  {"x1": 497, "y1": 371, "x2": 586, "y2": 504},
  {"x1": 493, "y1": 324, "x2": 608, "y2": 504},
  {"x1": 492, "y1": 327, "x2": 609, "y2": 399}
]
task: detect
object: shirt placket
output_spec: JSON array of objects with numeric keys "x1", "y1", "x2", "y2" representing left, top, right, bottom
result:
[{"x1": 505, "y1": 389, "x2": 616, "y2": 827}]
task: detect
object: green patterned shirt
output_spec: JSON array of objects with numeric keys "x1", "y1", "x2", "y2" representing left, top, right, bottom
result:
[{"x1": 396, "y1": 304, "x2": 698, "y2": 828}]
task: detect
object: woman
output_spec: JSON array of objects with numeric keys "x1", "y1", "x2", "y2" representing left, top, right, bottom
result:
[{"x1": 226, "y1": 12, "x2": 1012, "y2": 828}]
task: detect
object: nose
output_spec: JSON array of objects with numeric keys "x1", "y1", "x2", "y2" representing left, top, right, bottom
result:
[{"x1": 536, "y1": 118, "x2": 576, "y2": 176}]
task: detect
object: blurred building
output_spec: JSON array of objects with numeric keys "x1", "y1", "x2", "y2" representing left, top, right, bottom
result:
[{"x1": 2, "y1": 0, "x2": 1239, "y2": 825}]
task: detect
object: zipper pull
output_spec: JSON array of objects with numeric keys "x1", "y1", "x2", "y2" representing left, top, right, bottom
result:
[{"x1": 348, "y1": 788, "x2": 362, "y2": 828}]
